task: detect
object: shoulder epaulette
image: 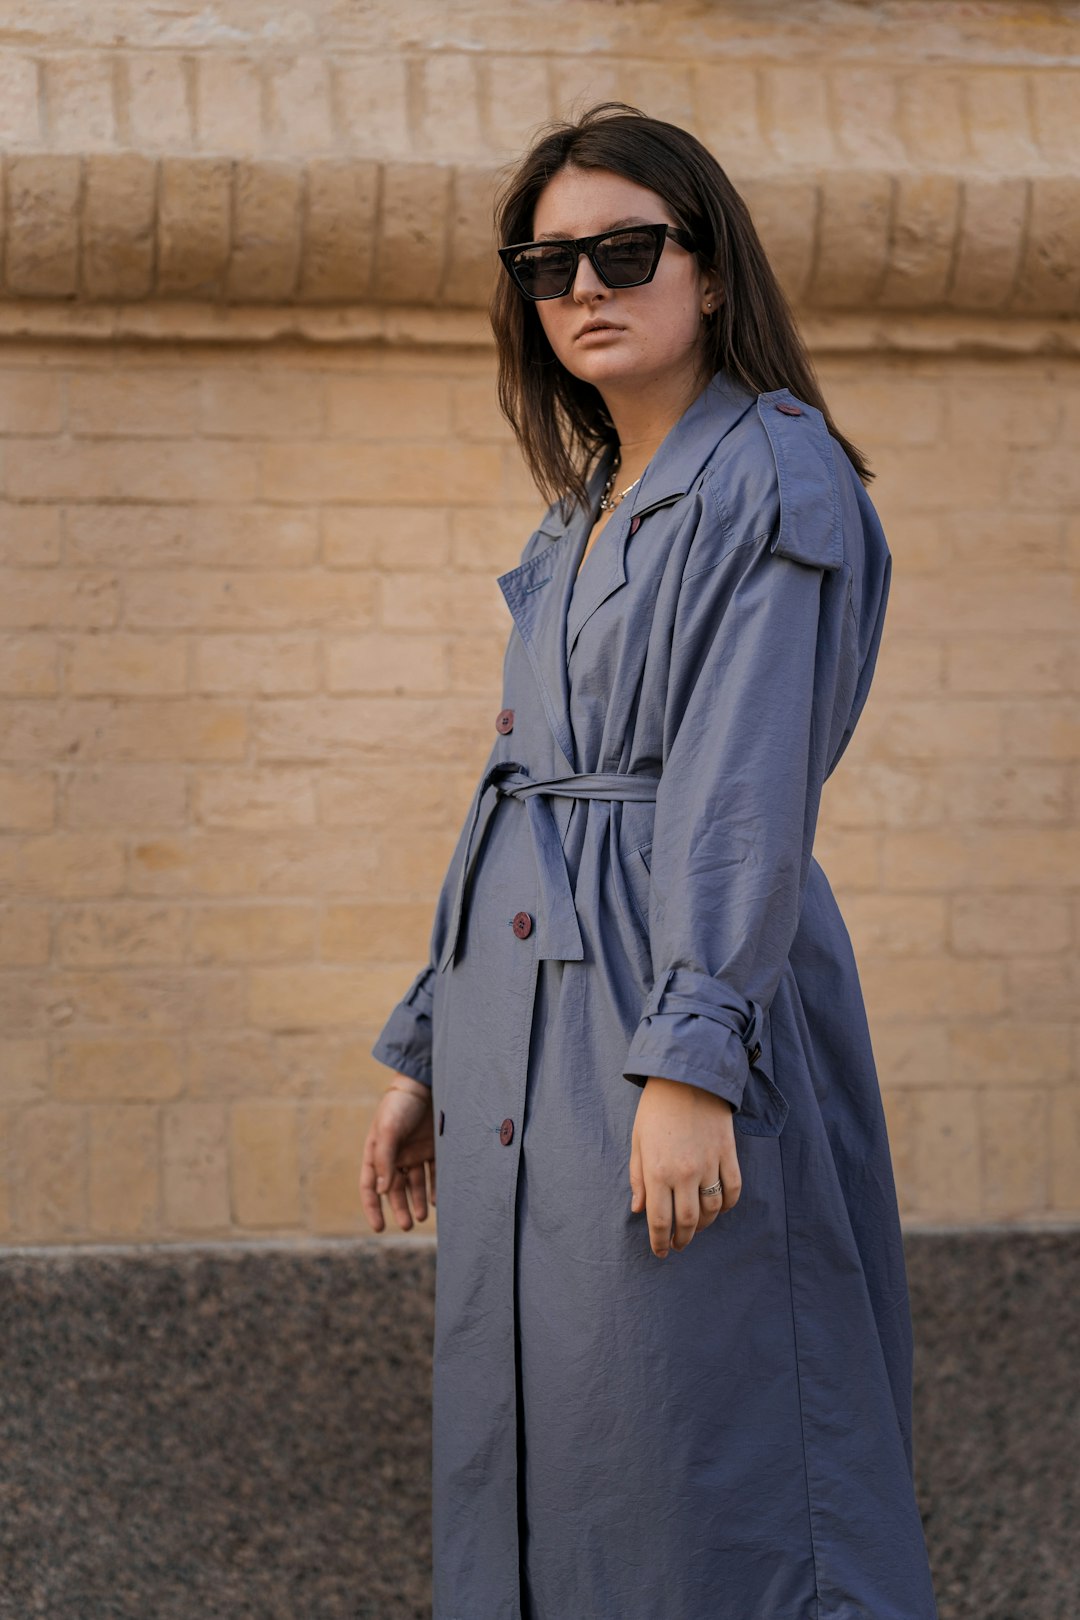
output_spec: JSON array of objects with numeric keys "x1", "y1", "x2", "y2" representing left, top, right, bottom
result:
[{"x1": 757, "y1": 389, "x2": 844, "y2": 571}]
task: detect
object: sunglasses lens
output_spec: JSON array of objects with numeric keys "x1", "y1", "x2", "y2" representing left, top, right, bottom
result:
[
  {"x1": 593, "y1": 229, "x2": 660, "y2": 286},
  {"x1": 510, "y1": 244, "x2": 576, "y2": 298}
]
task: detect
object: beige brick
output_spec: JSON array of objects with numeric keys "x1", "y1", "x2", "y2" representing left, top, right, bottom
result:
[
  {"x1": 45, "y1": 56, "x2": 116, "y2": 150},
  {"x1": 55, "y1": 902, "x2": 186, "y2": 967},
  {"x1": 880, "y1": 1088, "x2": 918, "y2": 1217},
  {"x1": 162, "y1": 1102, "x2": 230, "y2": 1232},
  {"x1": 0, "y1": 377, "x2": 65, "y2": 438},
  {"x1": 0, "y1": 636, "x2": 58, "y2": 696},
  {"x1": 125, "y1": 53, "x2": 192, "y2": 150},
  {"x1": 889, "y1": 572, "x2": 1077, "y2": 636},
  {"x1": 830, "y1": 66, "x2": 906, "y2": 169},
  {"x1": 226, "y1": 160, "x2": 303, "y2": 301},
  {"x1": 381, "y1": 571, "x2": 508, "y2": 634},
  {"x1": 66, "y1": 506, "x2": 318, "y2": 569},
  {"x1": 372, "y1": 162, "x2": 450, "y2": 305},
  {"x1": 951, "y1": 893, "x2": 1071, "y2": 957},
  {"x1": 0, "y1": 570, "x2": 119, "y2": 632},
  {"x1": 872, "y1": 1021, "x2": 950, "y2": 1091},
  {"x1": 1006, "y1": 957, "x2": 1079, "y2": 1023},
  {"x1": 940, "y1": 763, "x2": 1067, "y2": 827},
  {"x1": 619, "y1": 59, "x2": 696, "y2": 126},
  {"x1": 946, "y1": 636, "x2": 1070, "y2": 695},
  {"x1": 443, "y1": 163, "x2": 500, "y2": 310},
  {"x1": 158, "y1": 157, "x2": 231, "y2": 296},
  {"x1": 0, "y1": 699, "x2": 247, "y2": 764},
  {"x1": 251, "y1": 694, "x2": 490, "y2": 766},
  {"x1": 187, "y1": 1031, "x2": 293, "y2": 1100},
  {"x1": 692, "y1": 62, "x2": 764, "y2": 171},
  {"x1": 195, "y1": 57, "x2": 263, "y2": 155},
  {"x1": 336, "y1": 58, "x2": 410, "y2": 156},
  {"x1": 265, "y1": 56, "x2": 333, "y2": 155},
  {"x1": 878, "y1": 174, "x2": 960, "y2": 309},
  {"x1": 1002, "y1": 701, "x2": 1080, "y2": 762},
  {"x1": 298, "y1": 158, "x2": 379, "y2": 302},
  {"x1": 482, "y1": 56, "x2": 552, "y2": 153},
  {"x1": 448, "y1": 631, "x2": 505, "y2": 694},
  {"x1": 125, "y1": 570, "x2": 375, "y2": 632},
  {"x1": 325, "y1": 375, "x2": 451, "y2": 440},
  {"x1": 326, "y1": 633, "x2": 447, "y2": 694},
  {"x1": 55, "y1": 1038, "x2": 184, "y2": 1102},
  {"x1": 323, "y1": 507, "x2": 449, "y2": 572},
  {"x1": 306, "y1": 1099, "x2": 378, "y2": 1234},
  {"x1": 199, "y1": 371, "x2": 324, "y2": 439},
  {"x1": 249, "y1": 966, "x2": 383, "y2": 1029},
  {"x1": 450, "y1": 505, "x2": 537, "y2": 572},
  {"x1": 1031, "y1": 71, "x2": 1079, "y2": 166},
  {"x1": 762, "y1": 65, "x2": 835, "y2": 167},
  {"x1": 89, "y1": 1104, "x2": 160, "y2": 1238},
  {"x1": 549, "y1": 58, "x2": 620, "y2": 123},
  {"x1": 193, "y1": 634, "x2": 320, "y2": 695},
  {"x1": 16, "y1": 1105, "x2": 87, "y2": 1239},
  {"x1": 883, "y1": 829, "x2": 1080, "y2": 891},
  {"x1": 68, "y1": 370, "x2": 200, "y2": 438},
  {"x1": 855, "y1": 699, "x2": 1001, "y2": 762},
  {"x1": 128, "y1": 830, "x2": 380, "y2": 899},
  {"x1": 873, "y1": 638, "x2": 944, "y2": 697},
  {"x1": 910, "y1": 1088, "x2": 982, "y2": 1221},
  {"x1": 948, "y1": 1020, "x2": 1069, "y2": 1087},
  {"x1": 0, "y1": 769, "x2": 56, "y2": 831},
  {"x1": 416, "y1": 55, "x2": 485, "y2": 156},
  {"x1": 0, "y1": 832, "x2": 124, "y2": 898},
  {"x1": 0, "y1": 967, "x2": 243, "y2": 1037},
  {"x1": 0, "y1": 1039, "x2": 48, "y2": 1101},
  {"x1": 229, "y1": 1102, "x2": 302, "y2": 1227},
  {"x1": 0, "y1": 53, "x2": 41, "y2": 145},
  {"x1": 65, "y1": 764, "x2": 187, "y2": 828},
  {"x1": 5, "y1": 154, "x2": 80, "y2": 297},
  {"x1": 261, "y1": 440, "x2": 501, "y2": 505},
  {"x1": 0, "y1": 903, "x2": 50, "y2": 966},
  {"x1": 862, "y1": 955, "x2": 1004, "y2": 1021},
  {"x1": 322, "y1": 902, "x2": 435, "y2": 963},
  {"x1": 1049, "y1": 1087, "x2": 1080, "y2": 1214},
  {"x1": 194, "y1": 767, "x2": 318, "y2": 830},
  {"x1": 65, "y1": 634, "x2": 188, "y2": 696},
  {"x1": 966, "y1": 72, "x2": 1039, "y2": 169},
  {"x1": 7, "y1": 439, "x2": 258, "y2": 504},
  {"x1": 190, "y1": 903, "x2": 316, "y2": 964},
  {"x1": 897, "y1": 71, "x2": 970, "y2": 172},
  {"x1": 82, "y1": 153, "x2": 156, "y2": 300},
  {"x1": 982, "y1": 1087, "x2": 1050, "y2": 1219},
  {"x1": 0, "y1": 505, "x2": 62, "y2": 570},
  {"x1": 950, "y1": 177, "x2": 1027, "y2": 312},
  {"x1": 842, "y1": 894, "x2": 946, "y2": 956}
]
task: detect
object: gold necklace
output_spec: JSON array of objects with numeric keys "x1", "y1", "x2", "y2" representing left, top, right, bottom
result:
[{"x1": 598, "y1": 454, "x2": 644, "y2": 513}]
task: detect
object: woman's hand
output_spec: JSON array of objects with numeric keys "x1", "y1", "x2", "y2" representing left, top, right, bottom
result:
[
  {"x1": 629, "y1": 1076, "x2": 742, "y2": 1258},
  {"x1": 360, "y1": 1074, "x2": 437, "y2": 1234}
]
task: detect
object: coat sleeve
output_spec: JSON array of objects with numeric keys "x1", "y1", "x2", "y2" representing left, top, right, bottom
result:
[{"x1": 621, "y1": 421, "x2": 867, "y2": 1131}]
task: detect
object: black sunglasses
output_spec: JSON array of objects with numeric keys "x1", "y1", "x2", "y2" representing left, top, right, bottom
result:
[{"x1": 498, "y1": 222, "x2": 698, "y2": 301}]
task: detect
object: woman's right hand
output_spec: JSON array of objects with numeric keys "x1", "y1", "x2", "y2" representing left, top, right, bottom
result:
[{"x1": 360, "y1": 1074, "x2": 437, "y2": 1233}]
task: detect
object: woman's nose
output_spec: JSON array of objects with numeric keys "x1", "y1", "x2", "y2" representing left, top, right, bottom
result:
[{"x1": 571, "y1": 251, "x2": 607, "y2": 300}]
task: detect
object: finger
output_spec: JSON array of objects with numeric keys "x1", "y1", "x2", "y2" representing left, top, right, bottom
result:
[
  {"x1": 429, "y1": 1152, "x2": 437, "y2": 1208},
  {"x1": 629, "y1": 1135, "x2": 644, "y2": 1214},
  {"x1": 718, "y1": 1134, "x2": 743, "y2": 1214},
  {"x1": 405, "y1": 1162, "x2": 429, "y2": 1222},
  {"x1": 671, "y1": 1178, "x2": 700, "y2": 1251},
  {"x1": 386, "y1": 1163, "x2": 415, "y2": 1231},
  {"x1": 359, "y1": 1133, "x2": 386, "y2": 1232},
  {"x1": 696, "y1": 1179, "x2": 724, "y2": 1232},
  {"x1": 644, "y1": 1172, "x2": 674, "y2": 1258}
]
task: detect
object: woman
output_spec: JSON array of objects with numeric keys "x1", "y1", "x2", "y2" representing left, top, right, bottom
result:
[{"x1": 363, "y1": 102, "x2": 939, "y2": 1620}]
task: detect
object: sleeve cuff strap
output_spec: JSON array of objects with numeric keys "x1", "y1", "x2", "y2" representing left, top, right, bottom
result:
[{"x1": 370, "y1": 965, "x2": 436, "y2": 1088}]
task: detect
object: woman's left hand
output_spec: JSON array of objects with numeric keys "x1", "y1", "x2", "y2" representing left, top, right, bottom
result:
[{"x1": 629, "y1": 1077, "x2": 742, "y2": 1258}]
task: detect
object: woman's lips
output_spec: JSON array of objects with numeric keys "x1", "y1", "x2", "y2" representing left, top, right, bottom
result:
[{"x1": 576, "y1": 324, "x2": 624, "y2": 340}]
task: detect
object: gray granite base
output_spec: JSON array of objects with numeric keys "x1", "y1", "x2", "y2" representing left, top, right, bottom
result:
[{"x1": 0, "y1": 1231, "x2": 1076, "y2": 1620}]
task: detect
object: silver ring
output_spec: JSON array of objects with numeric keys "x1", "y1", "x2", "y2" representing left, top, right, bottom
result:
[{"x1": 700, "y1": 1178, "x2": 724, "y2": 1197}]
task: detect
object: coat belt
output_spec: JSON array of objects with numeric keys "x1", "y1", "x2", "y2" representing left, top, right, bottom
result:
[{"x1": 437, "y1": 763, "x2": 662, "y2": 971}]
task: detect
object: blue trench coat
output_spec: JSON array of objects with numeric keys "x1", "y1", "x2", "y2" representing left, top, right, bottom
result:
[{"x1": 372, "y1": 369, "x2": 939, "y2": 1620}]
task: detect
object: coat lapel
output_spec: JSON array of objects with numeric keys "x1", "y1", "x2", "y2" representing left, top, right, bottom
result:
[{"x1": 496, "y1": 368, "x2": 759, "y2": 768}]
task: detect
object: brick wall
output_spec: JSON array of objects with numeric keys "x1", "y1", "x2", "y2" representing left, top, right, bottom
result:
[{"x1": 0, "y1": 0, "x2": 1077, "y2": 1241}]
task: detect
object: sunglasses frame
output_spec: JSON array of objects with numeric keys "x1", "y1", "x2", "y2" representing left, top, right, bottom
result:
[{"x1": 497, "y1": 221, "x2": 699, "y2": 301}]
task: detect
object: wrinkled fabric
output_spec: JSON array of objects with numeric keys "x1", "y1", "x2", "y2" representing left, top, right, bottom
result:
[{"x1": 372, "y1": 369, "x2": 939, "y2": 1620}]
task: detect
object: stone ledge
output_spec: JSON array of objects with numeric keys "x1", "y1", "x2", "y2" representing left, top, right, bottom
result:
[
  {"x1": 0, "y1": 1231, "x2": 1076, "y2": 1619},
  {"x1": 1, "y1": 153, "x2": 1079, "y2": 317}
]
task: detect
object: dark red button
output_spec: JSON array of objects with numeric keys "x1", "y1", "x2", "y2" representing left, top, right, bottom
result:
[
  {"x1": 629, "y1": 515, "x2": 641, "y2": 536},
  {"x1": 775, "y1": 402, "x2": 802, "y2": 416},
  {"x1": 748, "y1": 1041, "x2": 762, "y2": 1065},
  {"x1": 438, "y1": 1109, "x2": 445, "y2": 1135},
  {"x1": 499, "y1": 1117, "x2": 514, "y2": 1145},
  {"x1": 496, "y1": 708, "x2": 515, "y2": 734},
  {"x1": 512, "y1": 910, "x2": 532, "y2": 938}
]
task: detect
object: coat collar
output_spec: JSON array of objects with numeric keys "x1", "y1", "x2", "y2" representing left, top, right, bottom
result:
[{"x1": 497, "y1": 367, "x2": 759, "y2": 770}]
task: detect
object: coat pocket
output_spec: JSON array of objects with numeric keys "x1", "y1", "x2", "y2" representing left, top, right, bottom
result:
[{"x1": 623, "y1": 841, "x2": 653, "y2": 937}]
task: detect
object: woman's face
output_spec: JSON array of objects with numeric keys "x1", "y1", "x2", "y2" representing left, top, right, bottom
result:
[{"x1": 529, "y1": 164, "x2": 719, "y2": 399}]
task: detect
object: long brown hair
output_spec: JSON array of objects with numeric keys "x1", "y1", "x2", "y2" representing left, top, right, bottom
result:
[{"x1": 489, "y1": 101, "x2": 874, "y2": 518}]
